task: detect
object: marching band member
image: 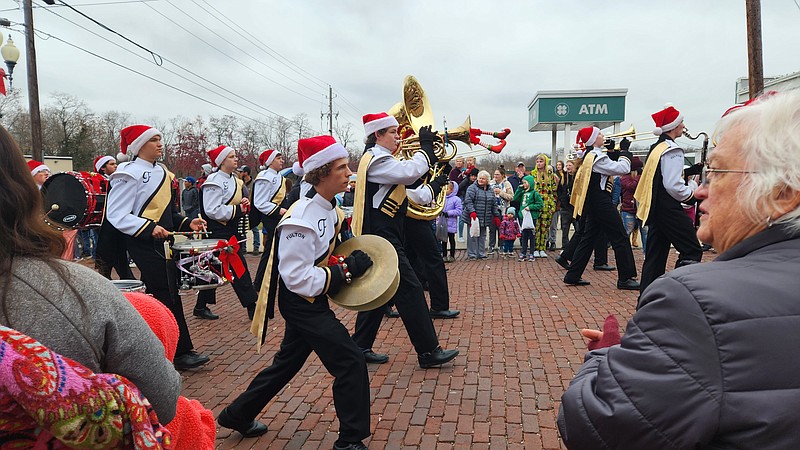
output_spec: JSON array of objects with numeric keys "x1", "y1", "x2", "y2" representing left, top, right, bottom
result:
[
  {"x1": 195, "y1": 145, "x2": 258, "y2": 320},
  {"x1": 350, "y1": 112, "x2": 459, "y2": 368},
  {"x1": 106, "y1": 124, "x2": 210, "y2": 370},
  {"x1": 28, "y1": 160, "x2": 50, "y2": 189},
  {"x1": 563, "y1": 126, "x2": 639, "y2": 290},
  {"x1": 634, "y1": 106, "x2": 703, "y2": 296},
  {"x1": 219, "y1": 135, "x2": 373, "y2": 450},
  {"x1": 251, "y1": 149, "x2": 288, "y2": 290},
  {"x1": 93, "y1": 155, "x2": 135, "y2": 280}
]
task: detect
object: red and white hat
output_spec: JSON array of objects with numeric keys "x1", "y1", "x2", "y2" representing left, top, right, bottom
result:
[
  {"x1": 362, "y1": 112, "x2": 399, "y2": 136},
  {"x1": 291, "y1": 161, "x2": 304, "y2": 177},
  {"x1": 27, "y1": 160, "x2": 50, "y2": 176},
  {"x1": 574, "y1": 126, "x2": 600, "y2": 150},
  {"x1": 258, "y1": 149, "x2": 280, "y2": 168},
  {"x1": 119, "y1": 125, "x2": 161, "y2": 162},
  {"x1": 207, "y1": 145, "x2": 235, "y2": 167},
  {"x1": 298, "y1": 135, "x2": 349, "y2": 173},
  {"x1": 93, "y1": 155, "x2": 115, "y2": 172},
  {"x1": 651, "y1": 105, "x2": 684, "y2": 135}
]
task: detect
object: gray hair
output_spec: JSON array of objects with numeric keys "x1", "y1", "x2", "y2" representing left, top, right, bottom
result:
[
  {"x1": 714, "y1": 89, "x2": 800, "y2": 231},
  {"x1": 477, "y1": 170, "x2": 491, "y2": 180}
]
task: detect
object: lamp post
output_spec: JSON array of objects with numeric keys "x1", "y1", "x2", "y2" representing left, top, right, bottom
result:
[{"x1": 1, "y1": 35, "x2": 20, "y2": 90}]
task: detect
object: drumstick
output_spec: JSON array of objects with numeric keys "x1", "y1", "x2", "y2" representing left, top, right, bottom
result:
[{"x1": 170, "y1": 230, "x2": 210, "y2": 236}]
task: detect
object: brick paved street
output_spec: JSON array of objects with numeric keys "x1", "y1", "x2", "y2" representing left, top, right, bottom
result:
[{"x1": 176, "y1": 246, "x2": 693, "y2": 449}]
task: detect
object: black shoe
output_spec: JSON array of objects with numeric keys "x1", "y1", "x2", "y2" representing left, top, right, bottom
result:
[
  {"x1": 593, "y1": 264, "x2": 616, "y2": 271},
  {"x1": 418, "y1": 346, "x2": 459, "y2": 368},
  {"x1": 333, "y1": 441, "x2": 368, "y2": 450},
  {"x1": 217, "y1": 407, "x2": 269, "y2": 438},
  {"x1": 384, "y1": 308, "x2": 400, "y2": 318},
  {"x1": 430, "y1": 309, "x2": 460, "y2": 319},
  {"x1": 564, "y1": 278, "x2": 591, "y2": 286},
  {"x1": 173, "y1": 351, "x2": 210, "y2": 370},
  {"x1": 363, "y1": 350, "x2": 389, "y2": 364},
  {"x1": 617, "y1": 278, "x2": 641, "y2": 290},
  {"x1": 554, "y1": 255, "x2": 570, "y2": 270},
  {"x1": 193, "y1": 307, "x2": 219, "y2": 320}
]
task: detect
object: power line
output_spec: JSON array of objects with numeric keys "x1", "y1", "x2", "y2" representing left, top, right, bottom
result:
[
  {"x1": 30, "y1": 26, "x2": 269, "y2": 123},
  {"x1": 140, "y1": 0, "x2": 323, "y2": 104},
  {"x1": 0, "y1": 0, "x2": 160, "y2": 12},
  {"x1": 196, "y1": 0, "x2": 329, "y2": 91},
  {"x1": 35, "y1": 2, "x2": 293, "y2": 125},
  {"x1": 189, "y1": 0, "x2": 328, "y2": 95}
]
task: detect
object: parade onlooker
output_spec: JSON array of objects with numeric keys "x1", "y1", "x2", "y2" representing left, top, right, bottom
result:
[
  {"x1": 532, "y1": 154, "x2": 558, "y2": 258},
  {"x1": 342, "y1": 175, "x2": 356, "y2": 207},
  {"x1": 181, "y1": 176, "x2": 200, "y2": 218},
  {"x1": 238, "y1": 165, "x2": 261, "y2": 254},
  {"x1": 499, "y1": 206, "x2": 520, "y2": 257},
  {"x1": 441, "y1": 180, "x2": 462, "y2": 262},
  {"x1": 488, "y1": 166, "x2": 514, "y2": 254},
  {"x1": 462, "y1": 170, "x2": 499, "y2": 260},
  {"x1": 457, "y1": 167, "x2": 478, "y2": 241},
  {"x1": 547, "y1": 160, "x2": 566, "y2": 250},
  {"x1": 555, "y1": 159, "x2": 577, "y2": 249},
  {"x1": 448, "y1": 156, "x2": 466, "y2": 183},
  {"x1": 507, "y1": 161, "x2": 525, "y2": 198},
  {"x1": 512, "y1": 175, "x2": 543, "y2": 261},
  {"x1": 620, "y1": 157, "x2": 646, "y2": 253}
]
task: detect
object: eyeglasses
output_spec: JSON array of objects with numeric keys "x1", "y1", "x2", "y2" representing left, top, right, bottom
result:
[{"x1": 701, "y1": 164, "x2": 759, "y2": 187}]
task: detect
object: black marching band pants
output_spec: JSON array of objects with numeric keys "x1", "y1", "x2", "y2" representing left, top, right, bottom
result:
[
  {"x1": 126, "y1": 236, "x2": 194, "y2": 355},
  {"x1": 404, "y1": 217, "x2": 451, "y2": 312},
  {"x1": 639, "y1": 202, "x2": 703, "y2": 295},
  {"x1": 352, "y1": 232, "x2": 440, "y2": 355},
  {"x1": 565, "y1": 194, "x2": 636, "y2": 283},
  {"x1": 224, "y1": 287, "x2": 371, "y2": 443},
  {"x1": 560, "y1": 214, "x2": 609, "y2": 267}
]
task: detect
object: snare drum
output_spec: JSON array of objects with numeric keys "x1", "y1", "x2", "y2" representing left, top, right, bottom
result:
[
  {"x1": 42, "y1": 171, "x2": 107, "y2": 229},
  {"x1": 110, "y1": 280, "x2": 146, "y2": 292},
  {"x1": 171, "y1": 239, "x2": 227, "y2": 291}
]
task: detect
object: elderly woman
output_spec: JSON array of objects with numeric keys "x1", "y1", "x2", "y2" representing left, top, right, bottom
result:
[
  {"x1": 462, "y1": 169, "x2": 500, "y2": 260},
  {"x1": 558, "y1": 90, "x2": 800, "y2": 449},
  {"x1": 0, "y1": 126, "x2": 181, "y2": 424}
]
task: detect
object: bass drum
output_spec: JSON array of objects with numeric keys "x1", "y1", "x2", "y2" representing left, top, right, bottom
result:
[{"x1": 41, "y1": 172, "x2": 107, "y2": 229}]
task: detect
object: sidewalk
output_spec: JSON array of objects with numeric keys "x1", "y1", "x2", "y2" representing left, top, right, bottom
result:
[{"x1": 178, "y1": 245, "x2": 687, "y2": 449}]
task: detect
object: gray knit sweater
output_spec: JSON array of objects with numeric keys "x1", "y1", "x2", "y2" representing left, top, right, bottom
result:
[{"x1": 0, "y1": 257, "x2": 181, "y2": 423}]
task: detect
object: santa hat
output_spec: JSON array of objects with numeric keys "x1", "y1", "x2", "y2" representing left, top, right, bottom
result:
[
  {"x1": 258, "y1": 149, "x2": 280, "y2": 168},
  {"x1": 119, "y1": 125, "x2": 161, "y2": 162},
  {"x1": 362, "y1": 112, "x2": 399, "y2": 136},
  {"x1": 93, "y1": 155, "x2": 115, "y2": 173},
  {"x1": 574, "y1": 126, "x2": 600, "y2": 150},
  {"x1": 207, "y1": 145, "x2": 234, "y2": 168},
  {"x1": 721, "y1": 90, "x2": 778, "y2": 118},
  {"x1": 27, "y1": 160, "x2": 50, "y2": 176},
  {"x1": 298, "y1": 135, "x2": 349, "y2": 173},
  {"x1": 291, "y1": 161, "x2": 304, "y2": 177},
  {"x1": 651, "y1": 105, "x2": 684, "y2": 135}
]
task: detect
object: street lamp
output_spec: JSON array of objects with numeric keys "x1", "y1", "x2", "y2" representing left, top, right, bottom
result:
[{"x1": 1, "y1": 35, "x2": 20, "y2": 89}]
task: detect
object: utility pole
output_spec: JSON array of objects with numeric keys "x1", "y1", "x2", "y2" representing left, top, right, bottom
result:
[
  {"x1": 23, "y1": 0, "x2": 43, "y2": 161},
  {"x1": 745, "y1": 0, "x2": 763, "y2": 99},
  {"x1": 328, "y1": 85, "x2": 333, "y2": 136}
]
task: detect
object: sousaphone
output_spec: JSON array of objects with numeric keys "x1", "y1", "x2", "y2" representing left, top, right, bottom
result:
[{"x1": 328, "y1": 235, "x2": 400, "y2": 311}]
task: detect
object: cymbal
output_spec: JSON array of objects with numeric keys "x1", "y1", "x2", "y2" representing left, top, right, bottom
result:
[{"x1": 329, "y1": 234, "x2": 400, "y2": 311}]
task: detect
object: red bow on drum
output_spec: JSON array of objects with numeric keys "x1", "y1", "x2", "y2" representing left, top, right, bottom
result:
[
  {"x1": 469, "y1": 127, "x2": 510, "y2": 154},
  {"x1": 215, "y1": 236, "x2": 246, "y2": 281}
]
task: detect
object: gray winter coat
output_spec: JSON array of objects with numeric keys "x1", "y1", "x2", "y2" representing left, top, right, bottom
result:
[
  {"x1": 461, "y1": 181, "x2": 499, "y2": 226},
  {"x1": 558, "y1": 224, "x2": 800, "y2": 449}
]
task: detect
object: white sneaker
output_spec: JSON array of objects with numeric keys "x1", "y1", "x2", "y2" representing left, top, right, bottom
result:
[
  {"x1": 532, "y1": 251, "x2": 541, "y2": 258},
  {"x1": 540, "y1": 251, "x2": 549, "y2": 258}
]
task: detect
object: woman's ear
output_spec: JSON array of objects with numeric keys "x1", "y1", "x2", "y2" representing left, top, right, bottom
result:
[{"x1": 773, "y1": 185, "x2": 800, "y2": 218}]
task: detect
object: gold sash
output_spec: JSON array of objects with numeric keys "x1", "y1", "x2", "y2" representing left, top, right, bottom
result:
[
  {"x1": 570, "y1": 152, "x2": 596, "y2": 218},
  {"x1": 634, "y1": 142, "x2": 669, "y2": 224},
  {"x1": 271, "y1": 178, "x2": 287, "y2": 209},
  {"x1": 350, "y1": 152, "x2": 373, "y2": 237},
  {"x1": 250, "y1": 202, "x2": 344, "y2": 353},
  {"x1": 140, "y1": 164, "x2": 174, "y2": 230}
]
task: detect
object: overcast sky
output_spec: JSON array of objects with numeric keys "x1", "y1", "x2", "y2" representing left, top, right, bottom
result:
[{"x1": 1, "y1": 0, "x2": 798, "y2": 158}]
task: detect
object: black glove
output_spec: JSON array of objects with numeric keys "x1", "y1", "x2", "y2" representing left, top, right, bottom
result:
[
  {"x1": 430, "y1": 172, "x2": 449, "y2": 196},
  {"x1": 684, "y1": 162, "x2": 703, "y2": 176},
  {"x1": 604, "y1": 139, "x2": 616, "y2": 151},
  {"x1": 417, "y1": 125, "x2": 439, "y2": 165},
  {"x1": 607, "y1": 150, "x2": 621, "y2": 161},
  {"x1": 344, "y1": 249, "x2": 373, "y2": 278}
]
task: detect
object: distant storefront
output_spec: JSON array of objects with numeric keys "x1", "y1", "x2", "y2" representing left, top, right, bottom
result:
[
  {"x1": 736, "y1": 71, "x2": 800, "y2": 103},
  {"x1": 24, "y1": 155, "x2": 73, "y2": 173}
]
